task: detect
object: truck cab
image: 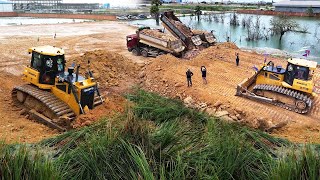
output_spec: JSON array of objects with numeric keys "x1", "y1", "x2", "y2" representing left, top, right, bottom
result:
[{"x1": 126, "y1": 34, "x2": 139, "y2": 53}]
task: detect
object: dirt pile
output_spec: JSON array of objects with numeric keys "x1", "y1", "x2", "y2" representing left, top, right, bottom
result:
[
  {"x1": 182, "y1": 42, "x2": 239, "y2": 60},
  {"x1": 68, "y1": 50, "x2": 140, "y2": 128},
  {"x1": 72, "y1": 95, "x2": 127, "y2": 128},
  {"x1": 192, "y1": 29, "x2": 207, "y2": 35},
  {"x1": 70, "y1": 50, "x2": 140, "y2": 90},
  {"x1": 141, "y1": 29, "x2": 177, "y2": 41},
  {"x1": 141, "y1": 42, "x2": 320, "y2": 143}
]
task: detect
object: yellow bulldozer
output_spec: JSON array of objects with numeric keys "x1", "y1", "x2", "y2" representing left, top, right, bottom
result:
[
  {"x1": 12, "y1": 46, "x2": 104, "y2": 131},
  {"x1": 236, "y1": 58, "x2": 317, "y2": 114}
]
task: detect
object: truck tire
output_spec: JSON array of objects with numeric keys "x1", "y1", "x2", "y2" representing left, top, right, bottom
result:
[
  {"x1": 141, "y1": 49, "x2": 148, "y2": 57},
  {"x1": 132, "y1": 48, "x2": 140, "y2": 56}
]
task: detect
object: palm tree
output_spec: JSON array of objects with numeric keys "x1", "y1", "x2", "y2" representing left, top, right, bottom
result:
[{"x1": 150, "y1": 0, "x2": 162, "y2": 25}]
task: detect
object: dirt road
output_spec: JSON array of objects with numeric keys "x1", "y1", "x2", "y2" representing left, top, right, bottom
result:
[{"x1": 0, "y1": 20, "x2": 319, "y2": 143}]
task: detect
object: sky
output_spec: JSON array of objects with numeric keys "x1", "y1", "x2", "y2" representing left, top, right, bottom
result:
[
  {"x1": 62, "y1": 0, "x2": 280, "y2": 3},
  {"x1": 2, "y1": 0, "x2": 281, "y2": 3}
]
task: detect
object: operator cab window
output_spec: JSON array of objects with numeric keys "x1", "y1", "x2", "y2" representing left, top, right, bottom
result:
[
  {"x1": 56, "y1": 55, "x2": 65, "y2": 77},
  {"x1": 31, "y1": 52, "x2": 42, "y2": 72},
  {"x1": 295, "y1": 66, "x2": 309, "y2": 80}
]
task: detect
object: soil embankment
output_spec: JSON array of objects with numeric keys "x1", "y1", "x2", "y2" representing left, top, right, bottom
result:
[{"x1": 0, "y1": 21, "x2": 319, "y2": 143}]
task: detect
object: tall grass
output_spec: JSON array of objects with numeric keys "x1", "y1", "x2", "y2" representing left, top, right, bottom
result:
[
  {"x1": 1, "y1": 89, "x2": 320, "y2": 179},
  {"x1": 0, "y1": 143, "x2": 60, "y2": 180},
  {"x1": 271, "y1": 146, "x2": 320, "y2": 180}
]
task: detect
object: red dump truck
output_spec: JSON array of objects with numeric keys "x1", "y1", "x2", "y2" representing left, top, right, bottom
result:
[{"x1": 126, "y1": 27, "x2": 185, "y2": 57}]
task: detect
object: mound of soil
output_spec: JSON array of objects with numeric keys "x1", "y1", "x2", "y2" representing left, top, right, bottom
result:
[
  {"x1": 216, "y1": 42, "x2": 239, "y2": 50},
  {"x1": 69, "y1": 50, "x2": 140, "y2": 89},
  {"x1": 68, "y1": 50, "x2": 140, "y2": 128},
  {"x1": 72, "y1": 95, "x2": 127, "y2": 128},
  {"x1": 141, "y1": 42, "x2": 320, "y2": 143},
  {"x1": 141, "y1": 29, "x2": 177, "y2": 41}
]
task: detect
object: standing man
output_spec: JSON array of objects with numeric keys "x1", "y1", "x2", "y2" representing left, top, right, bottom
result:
[
  {"x1": 186, "y1": 68, "x2": 193, "y2": 87},
  {"x1": 235, "y1": 52, "x2": 240, "y2": 66},
  {"x1": 201, "y1": 66, "x2": 207, "y2": 84}
]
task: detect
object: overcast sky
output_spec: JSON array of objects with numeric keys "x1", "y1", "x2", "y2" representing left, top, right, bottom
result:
[
  {"x1": 62, "y1": 0, "x2": 279, "y2": 3},
  {"x1": 1, "y1": 0, "x2": 280, "y2": 3}
]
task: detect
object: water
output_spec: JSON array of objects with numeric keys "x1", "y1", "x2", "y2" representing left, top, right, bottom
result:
[
  {"x1": 131, "y1": 13, "x2": 320, "y2": 62},
  {"x1": 0, "y1": 17, "x2": 90, "y2": 26}
]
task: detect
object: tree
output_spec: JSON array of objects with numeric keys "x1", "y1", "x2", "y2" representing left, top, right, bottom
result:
[
  {"x1": 194, "y1": 6, "x2": 202, "y2": 21},
  {"x1": 229, "y1": 12, "x2": 239, "y2": 26},
  {"x1": 270, "y1": 15, "x2": 299, "y2": 41},
  {"x1": 150, "y1": 0, "x2": 162, "y2": 25},
  {"x1": 306, "y1": 6, "x2": 314, "y2": 17}
]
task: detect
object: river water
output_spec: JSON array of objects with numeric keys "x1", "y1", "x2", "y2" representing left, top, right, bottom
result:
[{"x1": 131, "y1": 13, "x2": 320, "y2": 62}]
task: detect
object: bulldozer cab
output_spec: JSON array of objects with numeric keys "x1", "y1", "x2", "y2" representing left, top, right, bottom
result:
[
  {"x1": 284, "y1": 58, "x2": 316, "y2": 86},
  {"x1": 28, "y1": 46, "x2": 65, "y2": 86}
]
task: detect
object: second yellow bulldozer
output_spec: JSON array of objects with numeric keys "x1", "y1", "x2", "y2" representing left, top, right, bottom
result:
[
  {"x1": 236, "y1": 58, "x2": 317, "y2": 114},
  {"x1": 12, "y1": 46, "x2": 104, "y2": 131}
]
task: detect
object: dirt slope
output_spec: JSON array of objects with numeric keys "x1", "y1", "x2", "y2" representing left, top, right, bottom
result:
[{"x1": 142, "y1": 43, "x2": 320, "y2": 143}]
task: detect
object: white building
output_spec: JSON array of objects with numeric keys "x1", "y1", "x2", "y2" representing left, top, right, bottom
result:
[
  {"x1": 0, "y1": 1, "x2": 13, "y2": 12},
  {"x1": 274, "y1": 0, "x2": 320, "y2": 13}
]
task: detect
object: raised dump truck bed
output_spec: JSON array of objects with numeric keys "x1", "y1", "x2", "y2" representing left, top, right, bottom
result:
[
  {"x1": 139, "y1": 29, "x2": 185, "y2": 54},
  {"x1": 126, "y1": 28, "x2": 185, "y2": 57},
  {"x1": 160, "y1": 11, "x2": 202, "y2": 49},
  {"x1": 160, "y1": 11, "x2": 216, "y2": 49}
]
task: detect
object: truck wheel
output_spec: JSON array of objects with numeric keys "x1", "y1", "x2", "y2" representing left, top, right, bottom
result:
[
  {"x1": 141, "y1": 49, "x2": 148, "y2": 57},
  {"x1": 132, "y1": 48, "x2": 140, "y2": 56}
]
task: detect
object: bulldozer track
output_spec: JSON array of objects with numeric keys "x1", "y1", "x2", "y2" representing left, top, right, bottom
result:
[
  {"x1": 253, "y1": 84, "x2": 312, "y2": 114},
  {"x1": 12, "y1": 84, "x2": 76, "y2": 131}
]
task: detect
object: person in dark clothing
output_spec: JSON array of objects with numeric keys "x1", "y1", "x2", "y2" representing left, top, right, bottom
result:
[
  {"x1": 201, "y1": 66, "x2": 207, "y2": 84},
  {"x1": 235, "y1": 52, "x2": 240, "y2": 66},
  {"x1": 186, "y1": 68, "x2": 193, "y2": 87}
]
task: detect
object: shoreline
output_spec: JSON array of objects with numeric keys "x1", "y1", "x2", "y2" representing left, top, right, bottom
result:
[{"x1": 237, "y1": 10, "x2": 320, "y2": 18}]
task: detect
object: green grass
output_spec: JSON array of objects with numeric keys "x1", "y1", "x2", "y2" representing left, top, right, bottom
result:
[
  {"x1": 0, "y1": 143, "x2": 60, "y2": 180},
  {"x1": 1, "y1": 89, "x2": 320, "y2": 179}
]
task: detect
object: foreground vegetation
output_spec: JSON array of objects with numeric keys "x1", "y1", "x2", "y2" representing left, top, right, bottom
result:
[{"x1": 1, "y1": 89, "x2": 320, "y2": 179}]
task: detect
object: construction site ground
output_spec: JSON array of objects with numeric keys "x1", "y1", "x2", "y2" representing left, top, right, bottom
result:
[{"x1": 0, "y1": 21, "x2": 319, "y2": 144}]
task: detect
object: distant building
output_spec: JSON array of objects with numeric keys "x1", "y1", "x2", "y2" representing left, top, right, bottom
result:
[
  {"x1": 0, "y1": 1, "x2": 13, "y2": 12},
  {"x1": 8, "y1": 0, "x2": 99, "y2": 11},
  {"x1": 273, "y1": 0, "x2": 320, "y2": 13},
  {"x1": 58, "y1": 3, "x2": 99, "y2": 10}
]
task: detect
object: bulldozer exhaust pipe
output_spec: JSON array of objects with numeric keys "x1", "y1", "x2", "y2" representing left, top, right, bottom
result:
[{"x1": 76, "y1": 64, "x2": 80, "y2": 82}]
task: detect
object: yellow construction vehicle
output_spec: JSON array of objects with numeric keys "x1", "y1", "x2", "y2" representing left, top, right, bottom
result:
[
  {"x1": 236, "y1": 58, "x2": 317, "y2": 114},
  {"x1": 12, "y1": 46, "x2": 104, "y2": 131}
]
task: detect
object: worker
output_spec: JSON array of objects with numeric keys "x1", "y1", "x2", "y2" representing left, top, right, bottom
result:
[
  {"x1": 201, "y1": 66, "x2": 207, "y2": 84},
  {"x1": 235, "y1": 52, "x2": 240, "y2": 66},
  {"x1": 186, "y1": 68, "x2": 193, "y2": 87}
]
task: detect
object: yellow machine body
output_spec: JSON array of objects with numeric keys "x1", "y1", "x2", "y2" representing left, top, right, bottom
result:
[
  {"x1": 236, "y1": 58, "x2": 317, "y2": 114},
  {"x1": 22, "y1": 46, "x2": 100, "y2": 116},
  {"x1": 255, "y1": 58, "x2": 316, "y2": 95}
]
